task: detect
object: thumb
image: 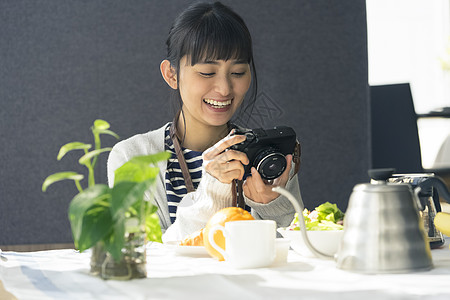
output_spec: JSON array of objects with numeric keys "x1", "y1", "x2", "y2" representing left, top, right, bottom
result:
[{"x1": 276, "y1": 154, "x2": 292, "y2": 186}]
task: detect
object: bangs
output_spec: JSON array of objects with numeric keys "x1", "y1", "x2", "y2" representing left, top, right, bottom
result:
[{"x1": 181, "y1": 13, "x2": 252, "y2": 65}]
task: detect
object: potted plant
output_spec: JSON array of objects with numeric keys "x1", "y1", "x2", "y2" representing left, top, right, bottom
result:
[{"x1": 42, "y1": 119, "x2": 170, "y2": 280}]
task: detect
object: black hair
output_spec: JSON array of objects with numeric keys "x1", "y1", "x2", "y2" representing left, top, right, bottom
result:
[{"x1": 165, "y1": 1, "x2": 257, "y2": 126}]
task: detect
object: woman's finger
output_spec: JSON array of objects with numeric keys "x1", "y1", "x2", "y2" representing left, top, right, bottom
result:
[
  {"x1": 217, "y1": 149, "x2": 249, "y2": 166},
  {"x1": 203, "y1": 135, "x2": 246, "y2": 160},
  {"x1": 223, "y1": 169, "x2": 244, "y2": 183},
  {"x1": 243, "y1": 181, "x2": 252, "y2": 199},
  {"x1": 250, "y1": 167, "x2": 266, "y2": 193},
  {"x1": 274, "y1": 154, "x2": 293, "y2": 186},
  {"x1": 208, "y1": 166, "x2": 243, "y2": 184},
  {"x1": 204, "y1": 157, "x2": 245, "y2": 182},
  {"x1": 244, "y1": 169, "x2": 274, "y2": 204},
  {"x1": 223, "y1": 160, "x2": 245, "y2": 180}
]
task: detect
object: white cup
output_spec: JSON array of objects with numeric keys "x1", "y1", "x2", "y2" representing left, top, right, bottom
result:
[{"x1": 208, "y1": 220, "x2": 276, "y2": 269}]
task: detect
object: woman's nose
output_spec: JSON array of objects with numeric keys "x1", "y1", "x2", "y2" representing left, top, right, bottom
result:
[{"x1": 214, "y1": 75, "x2": 232, "y2": 96}]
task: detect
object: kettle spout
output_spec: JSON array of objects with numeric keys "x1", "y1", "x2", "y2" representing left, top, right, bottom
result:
[{"x1": 272, "y1": 186, "x2": 333, "y2": 260}]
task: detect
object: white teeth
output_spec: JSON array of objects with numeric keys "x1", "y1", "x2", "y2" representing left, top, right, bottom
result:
[{"x1": 203, "y1": 99, "x2": 232, "y2": 107}]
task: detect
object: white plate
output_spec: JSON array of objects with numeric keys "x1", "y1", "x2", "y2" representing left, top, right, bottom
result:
[{"x1": 165, "y1": 241, "x2": 209, "y2": 256}]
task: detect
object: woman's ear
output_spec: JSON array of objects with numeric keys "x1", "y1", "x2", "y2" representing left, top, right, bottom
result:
[{"x1": 160, "y1": 60, "x2": 178, "y2": 89}]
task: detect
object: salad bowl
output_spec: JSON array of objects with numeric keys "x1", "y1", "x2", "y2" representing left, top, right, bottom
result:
[
  {"x1": 273, "y1": 187, "x2": 344, "y2": 260},
  {"x1": 277, "y1": 228, "x2": 344, "y2": 257}
]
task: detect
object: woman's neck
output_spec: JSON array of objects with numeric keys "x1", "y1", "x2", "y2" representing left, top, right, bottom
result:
[{"x1": 176, "y1": 113, "x2": 229, "y2": 152}]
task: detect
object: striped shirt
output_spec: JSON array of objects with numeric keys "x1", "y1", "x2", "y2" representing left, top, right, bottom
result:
[{"x1": 164, "y1": 124, "x2": 203, "y2": 223}]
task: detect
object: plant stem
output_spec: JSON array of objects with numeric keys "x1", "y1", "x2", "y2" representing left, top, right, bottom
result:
[
  {"x1": 83, "y1": 148, "x2": 95, "y2": 187},
  {"x1": 92, "y1": 131, "x2": 101, "y2": 169},
  {"x1": 88, "y1": 165, "x2": 95, "y2": 187},
  {"x1": 75, "y1": 180, "x2": 83, "y2": 193}
]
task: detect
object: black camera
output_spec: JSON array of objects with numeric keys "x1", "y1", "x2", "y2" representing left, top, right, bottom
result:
[{"x1": 230, "y1": 126, "x2": 297, "y2": 180}]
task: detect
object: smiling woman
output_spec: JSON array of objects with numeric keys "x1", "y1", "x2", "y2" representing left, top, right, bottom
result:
[{"x1": 107, "y1": 1, "x2": 301, "y2": 244}]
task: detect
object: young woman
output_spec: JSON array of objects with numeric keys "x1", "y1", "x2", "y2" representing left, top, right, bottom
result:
[{"x1": 107, "y1": 1, "x2": 300, "y2": 242}]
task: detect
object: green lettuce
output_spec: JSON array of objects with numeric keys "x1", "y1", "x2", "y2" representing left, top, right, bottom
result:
[{"x1": 287, "y1": 202, "x2": 344, "y2": 231}]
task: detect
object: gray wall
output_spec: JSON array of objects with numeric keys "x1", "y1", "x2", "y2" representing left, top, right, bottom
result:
[{"x1": 0, "y1": 0, "x2": 369, "y2": 246}]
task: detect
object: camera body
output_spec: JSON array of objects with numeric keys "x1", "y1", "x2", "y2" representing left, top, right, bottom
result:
[{"x1": 230, "y1": 126, "x2": 297, "y2": 180}]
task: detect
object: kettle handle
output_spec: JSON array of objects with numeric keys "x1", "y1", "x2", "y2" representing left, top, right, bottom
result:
[
  {"x1": 417, "y1": 176, "x2": 450, "y2": 207},
  {"x1": 272, "y1": 186, "x2": 333, "y2": 260}
]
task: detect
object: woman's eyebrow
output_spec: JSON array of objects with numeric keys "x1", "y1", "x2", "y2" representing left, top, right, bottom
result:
[
  {"x1": 198, "y1": 59, "x2": 248, "y2": 65},
  {"x1": 199, "y1": 60, "x2": 220, "y2": 65}
]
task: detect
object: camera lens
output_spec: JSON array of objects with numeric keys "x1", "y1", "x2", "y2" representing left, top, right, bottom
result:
[
  {"x1": 254, "y1": 148, "x2": 287, "y2": 180},
  {"x1": 268, "y1": 163, "x2": 278, "y2": 171}
]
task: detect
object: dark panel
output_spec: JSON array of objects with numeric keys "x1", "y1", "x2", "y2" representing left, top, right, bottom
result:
[
  {"x1": 0, "y1": 0, "x2": 369, "y2": 245},
  {"x1": 370, "y1": 83, "x2": 423, "y2": 173}
]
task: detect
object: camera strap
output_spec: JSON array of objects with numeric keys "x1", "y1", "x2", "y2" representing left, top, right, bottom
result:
[
  {"x1": 292, "y1": 141, "x2": 301, "y2": 180},
  {"x1": 169, "y1": 115, "x2": 195, "y2": 193},
  {"x1": 232, "y1": 179, "x2": 246, "y2": 208}
]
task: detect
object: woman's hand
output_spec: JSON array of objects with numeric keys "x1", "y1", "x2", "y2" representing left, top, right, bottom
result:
[
  {"x1": 202, "y1": 132, "x2": 249, "y2": 184},
  {"x1": 243, "y1": 154, "x2": 293, "y2": 204}
]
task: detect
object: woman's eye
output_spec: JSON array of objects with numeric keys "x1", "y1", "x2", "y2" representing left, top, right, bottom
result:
[
  {"x1": 232, "y1": 72, "x2": 246, "y2": 77},
  {"x1": 199, "y1": 72, "x2": 215, "y2": 77}
]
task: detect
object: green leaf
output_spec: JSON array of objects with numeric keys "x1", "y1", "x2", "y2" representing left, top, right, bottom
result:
[
  {"x1": 107, "y1": 182, "x2": 152, "y2": 261},
  {"x1": 317, "y1": 220, "x2": 344, "y2": 231},
  {"x1": 93, "y1": 119, "x2": 110, "y2": 130},
  {"x1": 106, "y1": 180, "x2": 155, "y2": 260},
  {"x1": 146, "y1": 210, "x2": 162, "y2": 243},
  {"x1": 288, "y1": 202, "x2": 345, "y2": 231},
  {"x1": 110, "y1": 181, "x2": 153, "y2": 222},
  {"x1": 113, "y1": 152, "x2": 171, "y2": 185},
  {"x1": 78, "y1": 147, "x2": 112, "y2": 165},
  {"x1": 103, "y1": 218, "x2": 125, "y2": 261},
  {"x1": 92, "y1": 119, "x2": 119, "y2": 139},
  {"x1": 68, "y1": 184, "x2": 111, "y2": 250},
  {"x1": 114, "y1": 163, "x2": 159, "y2": 185},
  {"x1": 76, "y1": 205, "x2": 113, "y2": 252},
  {"x1": 148, "y1": 203, "x2": 158, "y2": 215},
  {"x1": 57, "y1": 142, "x2": 92, "y2": 160},
  {"x1": 305, "y1": 220, "x2": 320, "y2": 231},
  {"x1": 315, "y1": 202, "x2": 344, "y2": 222},
  {"x1": 42, "y1": 172, "x2": 84, "y2": 192},
  {"x1": 128, "y1": 152, "x2": 171, "y2": 165},
  {"x1": 93, "y1": 129, "x2": 120, "y2": 140}
]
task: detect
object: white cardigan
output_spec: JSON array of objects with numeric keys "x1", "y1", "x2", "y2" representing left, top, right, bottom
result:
[{"x1": 107, "y1": 123, "x2": 300, "y2": 242}]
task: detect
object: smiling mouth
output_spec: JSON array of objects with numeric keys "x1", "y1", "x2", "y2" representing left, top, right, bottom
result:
[{"x1": 203, "y1": 98, "x2": 232, "y2": 109}]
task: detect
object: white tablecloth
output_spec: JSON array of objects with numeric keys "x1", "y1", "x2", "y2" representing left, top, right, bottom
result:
[{"x1": 2, "y1": 239, "x2": 450, "y2": 300}]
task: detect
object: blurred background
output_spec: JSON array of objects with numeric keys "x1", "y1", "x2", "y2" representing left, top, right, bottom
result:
[
  {"x1": 1, "y1": 0, "x2": 448, "y2": 250},
  {"x1": 367, "y1": 0, "x2": 450, "y2": 169}
]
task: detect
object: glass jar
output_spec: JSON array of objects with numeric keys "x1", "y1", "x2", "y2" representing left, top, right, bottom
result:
[{"x1": 90, "y1": 221, "x2": 147, "y2": 280}]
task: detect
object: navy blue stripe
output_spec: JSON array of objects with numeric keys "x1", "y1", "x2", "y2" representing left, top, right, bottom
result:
[
  {"x1": 168, "y1": 205, "x2": 179, "y2": 214},
  {"x1": 184, "y1": 150, "x2": 203, "y2": 160}
]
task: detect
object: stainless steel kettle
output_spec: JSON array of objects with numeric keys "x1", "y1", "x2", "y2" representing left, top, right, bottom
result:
[{"x1": 334, "y1": 169, "x2": 433, "y2": 273}]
